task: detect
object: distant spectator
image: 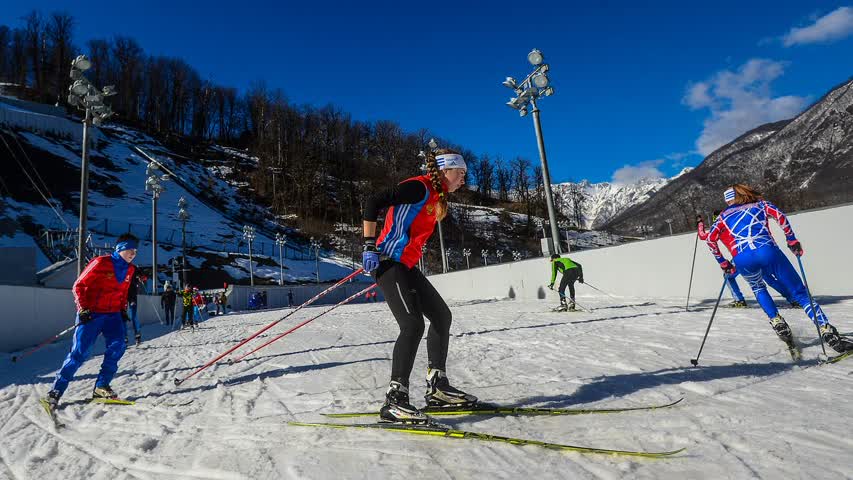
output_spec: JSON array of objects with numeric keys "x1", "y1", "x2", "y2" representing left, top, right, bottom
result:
[
  {"x1": 161, "y1": 282, "x2": 177, "y2": 327},
  {"x1": 288, "y1": 289, "x2": 294, "y2": 307}
]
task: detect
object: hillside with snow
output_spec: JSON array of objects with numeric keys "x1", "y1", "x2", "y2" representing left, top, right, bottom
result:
[{"x1": 0, "y1": 99, "x2": 360, "y2": 287}]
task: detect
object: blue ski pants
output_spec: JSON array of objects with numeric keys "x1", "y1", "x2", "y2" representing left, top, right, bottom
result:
[
  {"x1": 733, "y1": 246, "x2": 828, "y2": 326},
  {"x1": 51, "y1": 312, "x2": 127, "y2": 396}
]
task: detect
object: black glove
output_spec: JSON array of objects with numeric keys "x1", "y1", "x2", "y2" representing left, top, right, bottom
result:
[
  {"x1": 787, "y1": 240, "x2": 803, "y2": 256},
  {"x1": 578, "y1": 277, "x2": 584, "y2": 284},
  {"x1": 547, "y1": 283, "x2": 554, "y2": 290},
  {"x1": 121, "y1": 309, "x2": 130, "y2": 322},
  {"x1": 78, "y1": 309, "x2": 92, "y2": 324},
  {"x1": 696, "y1": 215, "x2": 704, "y2": 226}
]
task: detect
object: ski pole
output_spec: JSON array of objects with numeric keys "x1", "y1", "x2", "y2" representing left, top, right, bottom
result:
[
  {"x1": 690, "y1": 277, "x2": 728, "y2": 366},
  {"x1": 796, "y1": 256, "x2": 827, "y2": 357},
  {"x1": 582, "y1": 282, "x2": 640, "y2": 312},
  {"x1": 174, "y1": 268, "x2": 363, "y2": 386},
  {"x1": 11, "y1": 324, "x2": 77, "y2": 363},
  {"x1": 686, "y1": 232, "x2": 700, "y2": 311},
  {"x1": 230, "y1": 284, "x2": 376, "y2": 363}
]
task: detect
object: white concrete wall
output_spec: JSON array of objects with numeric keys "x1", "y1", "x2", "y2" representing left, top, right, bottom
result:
[
  {"x1": 428, "y1": 203, "x2": 853, "y2": 303},
  {"x1": 1, "y1": 286, "x2": 163, "y2": 353}
]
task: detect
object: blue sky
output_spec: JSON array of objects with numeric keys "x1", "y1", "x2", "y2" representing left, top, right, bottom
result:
[{"x1": 5, "y1": 1, "x2": 853, "y2": 184}]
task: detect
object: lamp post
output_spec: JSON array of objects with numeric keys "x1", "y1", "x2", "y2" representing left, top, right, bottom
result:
[
  {"x1": 310, "y1": 237, "x2": 321, "y2": 284},
  {"x1": 68, "y1": 54, "x2": 116, "y2": 276},
  {"x1": 269, "y1": 166, "x2": 282, "y2": 215},
  {"x1": 275, "y1": 233, "x2": 286, "y2": 286},
  {"x1": 243, "y1": 225, "x2": 256, "y2": 288},
  {"x1": 503, "y1": 49, "x2": 560, "y2": 255},
  {"x1": 177, "y1": 197, "x2": 190, "y2": 288},
  {"x1": 481, "y1": 249, "x2": 489, "y2": 267},
  {"x1": 463, "y1": 248, "x2": 471, "y2": 269},
  {"x1": 145, "y1": 162, "x2": 169, "y2": 294}
]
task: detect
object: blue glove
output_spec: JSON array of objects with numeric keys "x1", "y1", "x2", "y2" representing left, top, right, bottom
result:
[{"x1": 362, "y1": 239, "x2": 380, "y2": 274}]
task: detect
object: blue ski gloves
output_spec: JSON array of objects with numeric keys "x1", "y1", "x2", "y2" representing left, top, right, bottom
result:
[{"x1": 362, "y1": 239, "x2": 380, "y2": 274}]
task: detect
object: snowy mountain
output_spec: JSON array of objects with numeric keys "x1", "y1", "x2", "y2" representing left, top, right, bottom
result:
[
  {"x1": 604, "y1": 77, "x2": 853, "y2": 236},
  {"x1": 551, "y1": 168, "x2": 692, "y2": 229}
]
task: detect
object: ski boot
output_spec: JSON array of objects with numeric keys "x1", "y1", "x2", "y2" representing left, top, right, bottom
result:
[
  {"x1": 92, "y1": 385, "x2": 119, "y2": 400},
  {"x1": 769, "y1": 315, "x2": 793, "y2": 343},
  {"x1": 135, "y1": 333, "x2": 142, "y2": 346},
  {"x1": 379, "y1": 381, "x2": 429, "y2": 424},
  {"x1": 554, "y1": 297, "x2": 568, "y2": 312},
  {"x1": 44, "y1": 390, "x2": 61, "y2": 410},
  {"x1": 728, "y1": 300, "x2": 748, "y2": 308},
  {"x1": 424, "y1": 369, "x2": 478, "y2": 408},
  {"x1": 769, "y1": 315, "x2": 800, "y2": 360},
  {"x1": 788, "y1": 301, "x2": 801, "y2": 308},
  {"x1": 568, "y1": 299, "x2": 576, "y2": 312},
  {"x1": 820, "y1": 324, "x2": 853, "y2": 353}
]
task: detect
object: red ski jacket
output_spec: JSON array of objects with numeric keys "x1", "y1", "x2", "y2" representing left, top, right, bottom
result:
[{"x1": 73, "y1": 255, "x2": 136, "y2": 313}]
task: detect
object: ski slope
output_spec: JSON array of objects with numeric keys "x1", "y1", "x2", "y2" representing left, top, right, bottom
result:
[{"x1": 1, "y1": 293, "x2": 852, "y2": 479}]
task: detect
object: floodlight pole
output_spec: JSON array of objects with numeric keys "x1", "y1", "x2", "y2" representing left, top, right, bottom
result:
[
  {"x1": 76, "y1": 109, "x2": 92, "y2": 276},
  {"x1": 530, "y1": 97, "x2": 561, "y2": 254}
]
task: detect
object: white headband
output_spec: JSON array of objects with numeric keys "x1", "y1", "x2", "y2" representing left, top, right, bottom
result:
[
  {"x1": 436, "y1": 153, "x2": 467, "y2": 171},
  {"x1": 724, "y1": 188, "x2": 736, "y2": 202}
]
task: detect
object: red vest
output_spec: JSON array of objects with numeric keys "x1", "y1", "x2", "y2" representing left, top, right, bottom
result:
[
  {"x1": 376, "y1": 175, "x2": 442, "y2": 268},
  {"x1": 73, "y1": 255, "x2": 136, "y2": 313}
]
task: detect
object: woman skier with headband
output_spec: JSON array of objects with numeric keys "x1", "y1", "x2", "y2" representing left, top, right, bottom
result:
[
  {"x1": 362, "y1": 148, "x2": 477, "y2": 423},
  {"x1": 704, "y1": 184, "x2": 852, "y2": 354}
]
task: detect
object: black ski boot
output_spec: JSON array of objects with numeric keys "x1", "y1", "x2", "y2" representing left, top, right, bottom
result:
[
  {"x1": 379, "y1": 381, "x2": 429, "y2": 424},
  {"x1": 769, "y1": 315, "x2": 793, "y2": 342},
  {"x1": 92, "y1": 385, "x2": 119, "y2": 400},
  {"x1": 135, "y1": 333, "x2": 142, "y2": 346},
  {"x1": 44, "y1": 390, "x2": 61, "y2": 410},
  {"x1": 568, "y1": 299, "x2": 576, "y2": 312},
  {"x1": 554, "y1": 297, "x2": 568, "y2": 312},
  {"x1": 788, "y1": 301, "x2": 801, "y2": 308},
  {"x1": 424, "y1": 369, "x2": 478, "y2": 408},
  {"x1": 728, "y1": 300, "x2": 748, "y2": 308},
  {"x1": 821, "y1": 324, "x2": 853, "y2": 353}
]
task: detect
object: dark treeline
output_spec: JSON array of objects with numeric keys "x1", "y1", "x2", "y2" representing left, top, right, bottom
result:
[{"x1": 1, "y1": 10, "x2": 588, "y2": 248}]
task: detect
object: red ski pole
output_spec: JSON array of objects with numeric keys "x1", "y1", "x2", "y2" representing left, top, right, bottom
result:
[
  {"x1": 231, "y1": 283, "x2": 376, "y2": 363},
  {"x1": 174, "y1": 268, "x2": 363, "y2": 386},
  {"x1": 11, "y1": 324, "x2": 77, "y2": 363}
]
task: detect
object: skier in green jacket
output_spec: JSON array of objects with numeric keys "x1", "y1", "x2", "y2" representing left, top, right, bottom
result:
[{"x1": 548, "y1": 254, "x2": 584, "y2": 311}]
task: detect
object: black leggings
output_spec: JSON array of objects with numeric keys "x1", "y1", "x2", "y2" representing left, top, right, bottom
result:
[
  {"x1": 375, "y1": 260, "x2": 452, "y2": 387},
  {"x1": 559, "y1": 268, "x2": 580, "y2": 300}
]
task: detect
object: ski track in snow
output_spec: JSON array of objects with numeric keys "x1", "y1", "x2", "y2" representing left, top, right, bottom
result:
[{"x1": 2, "y1": 296, "x2": 853, "y2": 479}]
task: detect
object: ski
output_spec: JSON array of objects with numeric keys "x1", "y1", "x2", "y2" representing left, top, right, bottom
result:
[
  {"x1": 823, "y1": 349, "x2": 853, "y2": 364},
  {"x1": 91, "y1": 398, "x2": 135, "y2": 405},
  {"x1": 784, "y1": 339, "x2": 802, "y2": 362},
  {"x1": 289, "y1": 421, "x2": 685, "y2": 458},
  {"x1": 323, "y1": 397, "x2": 683, "y2": 418},
  {"x1": 38, "y1": 398, "x2": 64, "y2": 429}
]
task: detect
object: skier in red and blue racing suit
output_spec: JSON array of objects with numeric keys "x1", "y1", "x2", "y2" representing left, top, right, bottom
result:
[
  {"x1": 705, "y1": 185, "x2": 851, "y2": 353},
  {"x1": 42, "y1": 234, "x2": 139, "y2": 409}
]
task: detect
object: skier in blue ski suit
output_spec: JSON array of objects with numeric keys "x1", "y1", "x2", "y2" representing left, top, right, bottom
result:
[
  {"x1": 43, "y1": 234, "x2": 138, "y2": 408},
  {"x1": 705, "y1": 185, "x2": 851, "y2": 353}
]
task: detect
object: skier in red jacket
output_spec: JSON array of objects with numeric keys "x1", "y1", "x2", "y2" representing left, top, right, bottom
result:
[
  {"x1": 362, "y1": 147, "x2": 477, "y2": 424},
  {"x1": 42, "y1": 233, "x2": 139, "y2": 411}
]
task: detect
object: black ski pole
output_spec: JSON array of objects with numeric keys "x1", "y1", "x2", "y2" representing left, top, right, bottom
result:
[
  {"x1": 796, "y1": 256, "x2": 827, "y2": 356},
  {"x1": 583, "y1": 282, "x2": 640, "y2": 312},
  {"x1": 690, "y1": 277, "x2": 728, "y2": 366},
  {"x1": 686, "y1": 232, "x2": 700, "y2": 311}
]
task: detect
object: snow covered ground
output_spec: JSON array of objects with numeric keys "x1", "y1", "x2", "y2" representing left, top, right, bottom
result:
[{"x1": 1, "y1": 293, "x2": 852, "y2": 479}]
